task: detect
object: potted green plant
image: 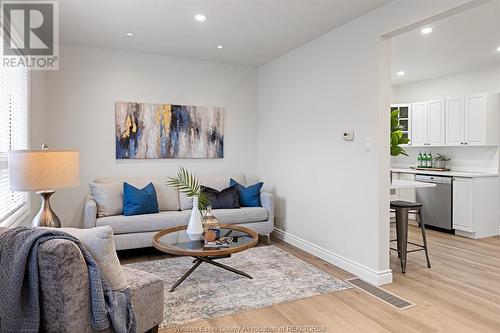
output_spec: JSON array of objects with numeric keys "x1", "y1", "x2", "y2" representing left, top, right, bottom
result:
[
  {"x1": 390, "y1": 110, "x2": 410, "y2": 182},
  {"x1": 434, "y1": 153, "x2": 451, "y2": 169},
  {"x1": 167, "y1": 166, "x2": 210, "y2": 240},
  {"x1": 390, "y1": 110, "x2": 409, "y2": 157}
]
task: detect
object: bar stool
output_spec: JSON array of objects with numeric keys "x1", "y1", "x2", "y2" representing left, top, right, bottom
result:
[{"x1": 390, "y1": 200, "x2": 431, "y2": 274}]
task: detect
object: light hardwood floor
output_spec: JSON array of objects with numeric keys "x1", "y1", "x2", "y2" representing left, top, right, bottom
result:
[{"x1": 120, "y1": 226, "x2": 500, "y2": 332}]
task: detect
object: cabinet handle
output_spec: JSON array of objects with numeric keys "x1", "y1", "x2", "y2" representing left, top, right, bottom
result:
[
  {"x1": 460, "y1": 142, "x2": 464, "y2": 145},
  {"x1": 464, "y1": 142, "x2": 468, "y2": 145}
]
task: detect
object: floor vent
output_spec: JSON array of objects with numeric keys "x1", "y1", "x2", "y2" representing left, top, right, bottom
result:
[{"x1": 345, "y1": 278, "x2": 415, "y2": 310}]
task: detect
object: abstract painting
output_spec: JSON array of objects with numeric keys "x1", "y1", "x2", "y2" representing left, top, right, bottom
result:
[{"x1": 115, "y1": 102, "x2": 224, "y2": 159}]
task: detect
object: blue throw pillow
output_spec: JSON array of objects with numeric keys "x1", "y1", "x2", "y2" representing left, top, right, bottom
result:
[
  {"x1": 230, "y1": 179, "x2": 264, "y2": 207},
  {"x1": 123, "y1": 182, "x2": 159, "y2": 216}
]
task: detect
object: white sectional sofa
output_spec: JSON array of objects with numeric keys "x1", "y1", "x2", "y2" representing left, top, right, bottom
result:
[{"x1": 83, "y1": 174, "x2": 274, "y2": 250}]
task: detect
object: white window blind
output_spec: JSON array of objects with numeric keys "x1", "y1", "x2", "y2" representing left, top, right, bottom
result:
[{"x1": 0, "y1": 67, "x2": 29, "y2": 225}]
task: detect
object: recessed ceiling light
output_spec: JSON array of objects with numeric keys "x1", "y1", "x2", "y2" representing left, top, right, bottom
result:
[
  {"x1": 125, "y1": 32, "x2": 135, "y2": 37},
  {"x1": 497, "y1": 46, "x2": 500, "y2": 52},
  {"x1": 217, "y1": 45, "x2": 223, "y2": 49},
  {"x1": 397, "y1": 71, "x2": 405, "y2": 76},
  {"x1": 421, "y1": 27, "x2": 433, "y2": 34},
  {"x1": 194, "y1": 14, "x2": 206, "y2": 22}
]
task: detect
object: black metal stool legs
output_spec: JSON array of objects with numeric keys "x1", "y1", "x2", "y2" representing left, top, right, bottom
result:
[
  {"x1": 417, "y1": 211, "x2": 431, "y2": 268},
  {"x1": 394, "y1": 208, "x2": 409, "y2": 273},
  {"x1": 390, "y1": 201, "x2": 432, "y2": 273}
]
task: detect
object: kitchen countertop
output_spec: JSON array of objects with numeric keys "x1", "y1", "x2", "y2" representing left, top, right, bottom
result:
[
  {"x1": 390, "y1": 179, "x2": 436, "y2": 190},
  {"x1": 391, "y1": 168, "x2": 498, "y2": 178}
]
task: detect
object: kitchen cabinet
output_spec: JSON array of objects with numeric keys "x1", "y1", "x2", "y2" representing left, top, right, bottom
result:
[
  {"x1": 452, "y1": 178, "x2": 472, "y2": 232},
  {"x1": 427, "y1": 99, "x2": 446, "y2": 146},
  {"x1": 445, "y1": 97, "x2": 464, "y2": 146},
  {"x1": 410, "y1": 100, "x2": 445, "y2": 147},
  {"x1": 410, "y1": 102, "x2": 427, "y2": 147},
  {"x1": 395, "y1": 92, "x2": 499, "y2": 147},
  {"x1": 391, "y1": 104, "x2": 411, "y2": 147},
  {"x1": 446, "y1": 94, "x2": 498, "y2": 146},
  {"x1": 452, "y1": 177, "x2": 499, "y2": 239}
]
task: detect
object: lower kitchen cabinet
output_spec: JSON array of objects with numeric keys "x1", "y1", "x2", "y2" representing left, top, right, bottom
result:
[{"x1": 452, "y1": 177, "x2": 499, "y2": 238}]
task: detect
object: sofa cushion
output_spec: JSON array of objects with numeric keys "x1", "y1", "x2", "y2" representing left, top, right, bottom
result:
[
  {"x1": 181, "y1": 207, "x2": 268, "y2": 224},
  {"x1": 96, "y1": 211, "x2": 188, "y2": 235},
  {"x1": 180, "y1": 174, "x2": 247, "y2": 210},
  {"x1": 230, "y1": 178, "x2": 263, "y2": 207},
  {"x1": 123, "y1": 182, "x2": 159, "y2": 216},
  {"x1": 201, "y1": 184, "x2": 240, "y2": 209},
  {"x1": 89, "y1": 182, "x2": 123, "y2": 217},
  {"x1": 94, "y1": 177, "x2": 180, "y2": 211},
  {"x1": 59, "y1": 226, "x2": 128, "y2": 291},
  {"x1": 122, "y1": 267, "x2": 164, "y2": 333}
]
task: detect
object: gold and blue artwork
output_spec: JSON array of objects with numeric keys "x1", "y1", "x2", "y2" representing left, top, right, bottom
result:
[{"x1": 115, "y1": 102, "x2": 224, "y2": 159}]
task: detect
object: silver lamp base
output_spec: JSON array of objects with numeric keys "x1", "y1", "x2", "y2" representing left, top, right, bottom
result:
[{"x1": 33, "y1": 191, "x2": 61, "y2": 228}]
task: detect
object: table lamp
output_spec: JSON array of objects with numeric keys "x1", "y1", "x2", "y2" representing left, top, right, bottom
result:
[{"x1": 8, "y1": 145, "x2": 80, "y2": 227}]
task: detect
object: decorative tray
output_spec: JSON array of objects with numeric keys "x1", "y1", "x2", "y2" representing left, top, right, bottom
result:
[{"x1": 410, "y1": 167, "x2": 451, "y2": 172}]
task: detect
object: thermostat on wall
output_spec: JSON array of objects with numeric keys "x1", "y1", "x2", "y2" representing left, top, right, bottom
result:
[{"x1": 343, "y1": 129, "x2": 354, "y2": 141}]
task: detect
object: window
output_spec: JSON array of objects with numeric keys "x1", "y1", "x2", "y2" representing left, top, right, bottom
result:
[{"x1": 0, "y1": 67, "x2": 30, "y2": 226}]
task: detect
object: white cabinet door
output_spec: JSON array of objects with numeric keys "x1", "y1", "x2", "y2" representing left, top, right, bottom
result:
[
  {"x1": 453, "y1": 178, "x2": 472, "y2": 232},
  {"x1": 411, "y1": 102, "x2": 428, "y2": 147},
  {"x1": 465, "y1": 94, "x2": 486, "y2": 146},
  {"x1": 427, "y1": 99, "x2": 445, "y2": 146},
  {"x1": 445, "y1": 97, "x2": 464, "y2": 146}
]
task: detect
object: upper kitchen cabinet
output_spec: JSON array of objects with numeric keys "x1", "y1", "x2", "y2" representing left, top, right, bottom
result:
[
  {"x1": 410, "y1": 102, "x2": 427, "y2": 146},
  {"x1": 427, "y1": 99, "x2": 446, "y2": 146},
  {"x1": 391, "y1": 104, "x2": 411, "y2": 146},
  {"x1": 464, "y1": 93, "x2": 498, "y2": 146},
  {"x1": 396, "y1": 93, "x2": 499, "y2": 147},
  {"x1": 445, "y1": 93, "x2": 499, "y2": 146},
  {"x1": 410, "y1": 99, "x2": 445, "y2": 147},
  {"x1": 445, "y1": 97, "x2": 464, "y2": 146}
]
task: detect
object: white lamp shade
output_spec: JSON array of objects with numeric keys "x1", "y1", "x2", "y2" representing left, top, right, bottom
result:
[{"x1": 8, "y1": 150, "x2": 80, "y2": 191}]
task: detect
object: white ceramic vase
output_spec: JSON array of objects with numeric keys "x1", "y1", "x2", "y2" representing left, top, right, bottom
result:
[{"x1": 186, "y1": 195, "x2": 203, "y2": 240}]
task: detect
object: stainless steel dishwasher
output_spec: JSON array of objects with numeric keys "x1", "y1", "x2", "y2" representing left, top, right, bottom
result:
[{"x1": 415, "y1": 174, "x2": 453, "y2": 232}]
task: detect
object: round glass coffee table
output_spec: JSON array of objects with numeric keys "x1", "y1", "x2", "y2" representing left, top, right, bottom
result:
[{"x1": 152, "y1": 224, "x2": 258, "y2": 292}]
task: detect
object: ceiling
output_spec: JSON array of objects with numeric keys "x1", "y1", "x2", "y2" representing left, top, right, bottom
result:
[
  {"x1": 391, "y1": 0, "x2": 500, "y2": 85},
  {"x1": 58, "y1": 0, "x2": 391, "y2": 67}
]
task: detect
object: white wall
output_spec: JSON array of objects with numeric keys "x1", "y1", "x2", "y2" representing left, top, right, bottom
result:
[
  {"x1": 257, "y1": 0, "x2": 471, "y2": 285},
  {"x1": 31, "y1": 44, "x2": 257, "y2": 227},
  {"x1": 392, "y1": 63, "x2": 500, "y2": 102},
  {"x1": 391, "y1": 63, "x2": 500, "y2": 171}
]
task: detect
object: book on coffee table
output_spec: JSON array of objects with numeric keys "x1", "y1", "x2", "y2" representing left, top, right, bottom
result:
[{"x1": 204, "y1": 236, "x2": 233, "y2": 248}]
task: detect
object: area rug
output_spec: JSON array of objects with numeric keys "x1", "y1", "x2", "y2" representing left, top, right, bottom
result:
[{"x1": 125, "y1": 245, "x2": 350, "y2": 328}]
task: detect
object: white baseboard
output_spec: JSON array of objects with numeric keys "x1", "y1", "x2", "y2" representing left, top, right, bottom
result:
[
  {"x1": 273, "y1": 228, "x2": 393, "y2": 286},
  {"x1": 498, "y1": 226, "x2": 500, "y2": 235}
]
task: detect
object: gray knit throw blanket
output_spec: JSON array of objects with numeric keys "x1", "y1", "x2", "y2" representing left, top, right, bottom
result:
[{"x1": 0, "y1": 227, "x2": 137, "y2": 333}]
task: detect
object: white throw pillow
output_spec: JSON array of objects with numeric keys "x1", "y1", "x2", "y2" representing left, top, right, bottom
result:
[
  {"x1": 59, "y1": 226, "x2": 128, "y2": 291},
  {"x1": 89, "y1": 182, "x2": 123, "y2": 217}
]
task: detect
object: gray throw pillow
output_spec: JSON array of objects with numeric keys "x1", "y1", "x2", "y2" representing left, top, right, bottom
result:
[
  {"x1": 89, "y1": 182, "x2": 123, "y2": 217},
  {"x1": 59, "y1": 226, "x2": 128, "y2": 291}
]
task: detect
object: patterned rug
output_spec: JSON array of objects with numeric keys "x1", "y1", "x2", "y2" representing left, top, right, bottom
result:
[{"x1": 125, "y1": 245, "x2": 350, "y2": 328}]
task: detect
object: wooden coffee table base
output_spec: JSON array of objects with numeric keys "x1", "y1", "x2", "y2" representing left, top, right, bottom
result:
[{"x1": 170, "y1": 254, "x2": 253, "y2": 292}]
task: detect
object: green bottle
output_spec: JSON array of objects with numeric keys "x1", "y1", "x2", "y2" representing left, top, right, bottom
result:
[
  {"x1": 422, "y1": 152, "x2": 427, "y2": 168},
  {"x1": 417, "y1": 151, "x2": 423, "y2": 168},
  {"x1": 428, "y1": 151, "x2": 433, "y2": 168}
]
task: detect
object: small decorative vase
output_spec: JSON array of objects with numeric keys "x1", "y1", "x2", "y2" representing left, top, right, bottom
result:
[
  {"x1": 202, "y1": 206, "x2": 221, "y2": 241},
  {"x1": 201, "y1": 206, "x2": 220, "y2": 230},
  {"x1": 187, "y1": 196, "x2": 203, "y2": 241},
  {"x1": 435, "y1": 161, "x2": 446, "y2": 169}
]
